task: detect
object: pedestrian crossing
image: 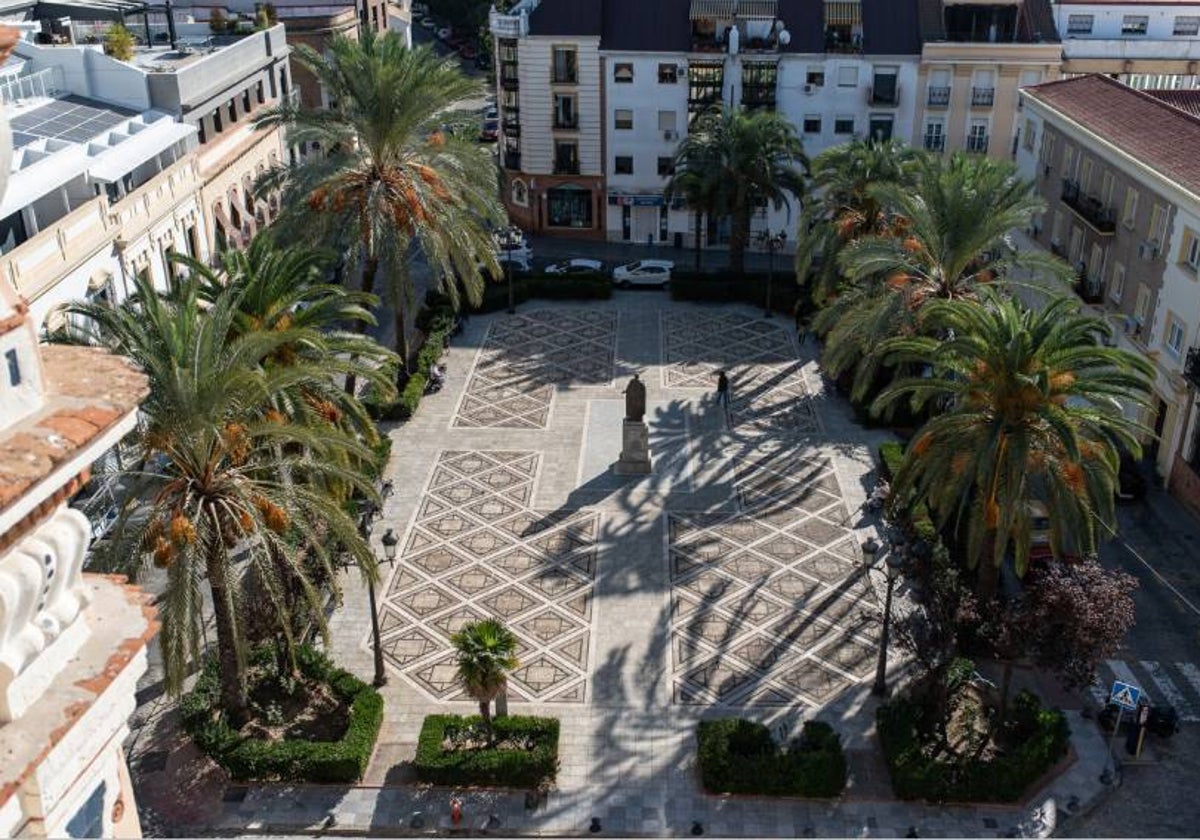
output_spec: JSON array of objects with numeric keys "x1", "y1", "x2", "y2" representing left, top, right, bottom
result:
[{"x1": 1089, "y1": 658, "x2": 1200, "y2": 722}]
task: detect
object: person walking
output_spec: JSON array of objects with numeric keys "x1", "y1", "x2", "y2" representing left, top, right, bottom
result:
[{"x1": 715, "y1": 370, "x2": 730, "y2": 408}]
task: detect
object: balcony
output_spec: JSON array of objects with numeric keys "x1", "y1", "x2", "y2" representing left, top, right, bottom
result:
[
  {"x1": 489, "y1": 1, "x2": 539, "y2": 38},
  {"x1": 966, "y1": 135, "x2": 989, "y2": 154},
  {"x1": 1073, "y1": 266, "x2": 1104, "y2": 304},
  {"x1": 500, "y1": 66, "x2": 520, "y2": 90},
  {"x1": 927, "y1": 86, "x2": 950, "y2": 107},
  {"x1": 503, "y1": 151, "x2": 522, "y2": 170},
  {"x1": 554, "y1": 161, "x2": 580, "y2": 175},
  {"x1": 1061, "y1": 179, "x2": 1116, "y2": 234},
  {"x1": 868, "y1": 83, "x2": 899, "y2": 107},
  {"x1": 971, "y1": 87, "x2": 995, "y2": 107},
  {"x1": 1185, "y1": 346, "x2": 1200, "y2": 389},
  {"x1": 552, "y1": 117, "x2": 576, "y2": 130}
]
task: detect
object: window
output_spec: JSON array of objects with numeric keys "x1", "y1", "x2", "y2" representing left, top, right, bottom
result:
[
  {"x1": 614, "y1": 155, "x2": 633, "y2": 174},
  {"x1": 1149, "y1": 204, "x2": 1168, "y2": 243},
  {"x1": 547, "y1": 185, "x2": 592, "y2": 228},
  {"x1": 1110, "y1": 262, "x2": 1126, "y2": 302},
  {"x1": 1101, "y1": 171, "x2": 1115, "y2": 208},
  {"x1": 1182, "y1": 229, "x2": 1200, "y2": 272},
  {"x1": 1122, "y1": 188, "x2": 1139, "y2": 228},
  {"x1": 1062, "y1": 145, "x2": 1077, "y2": 178},
  {"x1": 967, "y1": 120, "x2": 988, "y2": 153},
  {"x1": 552, "y1": 47, "x2": 577, "y2": 84},
  {"x1": 242, "y1": 89, "x2": 251, "y2": 112},
  {"x1": 614, "y1": 108, "x2": 633, "y2": 130},
  {"x1": 1022, "y1": 118, "x2": 1036, "y2": 152},
  {"x1": 657, "y1": 156, "x2": 674, "y2": 176},
  {"x1": 4, "y1": 348, "x2": 19, "y2": 386},
  {"x1": 741, "y1": 62, "x2": 778, "y2": 110},
  {"x1": 228, "y1": 100, "x2": 237, "y2": 123},
  {"x1": 257, "y1": 80, "x2": 265, "y2": 104},
  {"x1": 836, "y1": 66, "x2": 858, "y2": 87},
  {"x1": 923, "y1": 120, "x2": 945, "y2": 151},
  {"x1": 1040, "y1": 132, "x2": 1056, "y2": 165},
  {"x1": 511, "y1": 179, "x2": 529, "y2": 207},
  {"x1": 1175, "y1": 16, "x2": 1200, "y2": 36},
  {"x1": 658, "y1": 110, "x2": 676, "y2": 132},
  {"x1": 1122, "y1": 15, "x2": 1149, "y2": 35},
  {"x1": 1080, "y1": 158, "x2": 1094, "y2": 193},
  {"x1": 658, "y1": 63, "x2": 678, "y2": 84},
  {"x1": 554, "y1": 93, "x2": 577, "y2": 129},
  {"x1": 834, "y1": 116, "x2": 854, "y2": 134},
  {"x1": 1167, "y1": 317, "x2": 1186, "y2": 357},
  {"x1": 614, "y1": 63, "x2": 634, "y2": 83},
  {"x1": 868, "y1": 115, "x2": 893, "y2": 142},
  {"x1": 806, "y1": 67, "x2": 825, "y2": 87},
  {"x1": 1051, "y1": 210, "x2": 1064, "y2": 245},
  {"x1": 871, "y1": 67, "x2": 898, "y2": 105},
  {"x1": 803, "y1": 115, "x2": 822, "y2": 134},
  {"x1": 554, "y1": 140, "x2": 579, "y2": 174},
  {"x1": 688, "y1": 61, "x2": 724, "y2": 118},
  {"x1": 825, "y1": 0, "x2": 863, "y2": 52},
  {"x1": 660, "y1": 205, "x2": 669, "y2": 241},
  {"x1": 1134, "y1": 283, "x2": 1151, "y2": 327},
  {"x1": 1066, "y1": 14, "x2": 1093, "y2": 35}
]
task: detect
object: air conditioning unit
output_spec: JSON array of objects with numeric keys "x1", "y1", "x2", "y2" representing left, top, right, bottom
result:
[
  {"x1": 803, "y1": 84, "x2": 815, "y2": 94},
  {"x1": 663, "y1": 130, "x2": 677, "y2": 141},
  {"x1": 1139, "y1": 239, "x2": 1160, "y2": 260}
]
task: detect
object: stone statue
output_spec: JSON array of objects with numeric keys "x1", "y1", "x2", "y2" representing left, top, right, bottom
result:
[{"x1": 623, "y1": 373, "x2": 646, "y2": 422}]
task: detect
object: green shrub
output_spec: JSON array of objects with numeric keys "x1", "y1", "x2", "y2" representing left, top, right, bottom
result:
[
  {"x1": 876, "y1": 691, "x2": 1069, "y2": 803},
  {"x1": 181, "y1": 645, "x2": 383, "y2": 783},
  {"x1": 473, "y1": 274, "x2": 611, "y2": 313},
  {"x1": 877, "y1": 442, "x2": 938, "y2": 544},
  {"x1": 696, "y1": 719, "x2": 847, "y2": 797},
  {"x1": 414, "y1": 714, "x2": 559, "y2": 788},
  {"x1": 670, "y1": 271, "x2": 805, "y2": 317},
  {"x1": 878, "y1": 442, "x2": 905, "y2": 481}
]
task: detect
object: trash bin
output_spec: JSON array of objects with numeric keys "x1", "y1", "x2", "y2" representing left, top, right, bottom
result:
[{"x1": 674, "y1": 232, "x2": 684, "y2": 249}]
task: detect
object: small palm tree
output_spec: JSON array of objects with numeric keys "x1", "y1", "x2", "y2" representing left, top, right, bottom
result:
[
  {"x1": 255, "y1": 33, "x2": 503, "y2": 374},
  {"x1": 670, "y1": 106, "x2": 808, "y2": 277},
  {"x1": 664, "y1": 150, "x2": 720, "y2": 274},
  {"x1": 451, "y1": 618, "x2": 519, "y2": 736},
  {"x1": 874, "y1": 290, "x2": 1154, "y2": 595}
]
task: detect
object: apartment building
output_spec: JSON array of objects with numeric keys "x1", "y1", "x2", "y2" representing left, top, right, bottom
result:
[
  {"x1": 0, "y1": 18, "x2": 290, "y2": 331},
  {"x1": 1016, "y1": 74, "x2": 1200, "y2": 510},
  {"x1": 492, "y1": 0, "x2": 922, "y2": 244},
  {"x1": 912, "y1": 0, "x2": 1061, "y2": 159},
  {"x1": 0, "y1": 244, "x2": 156, "y2": 837},
  {"x1": 1053, "y1": 0, "x2": 1200, "y2": 89}
]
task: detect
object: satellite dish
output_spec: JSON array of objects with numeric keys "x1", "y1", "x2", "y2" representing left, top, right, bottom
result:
[
  {"x1": 779, "y1": 29, "x2": 791, "y2": 45},
  {"x1": 774, "y1": 19, "x2": 783, "y2": 32}
]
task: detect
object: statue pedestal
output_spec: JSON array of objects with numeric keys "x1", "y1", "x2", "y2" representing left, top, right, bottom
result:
[{"x1": 615, "y1": 419, "x2": 652, "y2": 475}]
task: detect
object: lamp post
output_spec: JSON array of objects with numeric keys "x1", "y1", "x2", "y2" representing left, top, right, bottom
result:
[
  {"x1": 758, "y1": 229, "x2": 786, "y2": 318},
  {"x1": 506, "y1": 233, "x2": 516, "y2": 314},
  {"x1": 872, "y1": 547, "x2": 905, "y2": 697},
  {"x1": 360, "y1": 500, "x2": 397, "y2": 688}
]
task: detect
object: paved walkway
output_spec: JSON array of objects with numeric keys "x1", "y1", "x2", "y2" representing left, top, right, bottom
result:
[{"x1": 129, "y1": 295, "x2": 1113, "y2": 837}]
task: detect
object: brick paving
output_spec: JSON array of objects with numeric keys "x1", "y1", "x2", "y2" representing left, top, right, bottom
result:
[{"x1": 128, "y1": 295, "x2": 1114, "y2": 837}]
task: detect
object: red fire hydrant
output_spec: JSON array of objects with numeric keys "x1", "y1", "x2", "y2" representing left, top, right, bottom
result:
[{"x1": 450, "y1": 797, "x2": 463, "y2": 827}]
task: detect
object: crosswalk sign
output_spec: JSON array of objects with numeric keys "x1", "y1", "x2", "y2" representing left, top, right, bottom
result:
[{"x1": 1110, "y1": 680, "x2": 1141, "y2": 710}]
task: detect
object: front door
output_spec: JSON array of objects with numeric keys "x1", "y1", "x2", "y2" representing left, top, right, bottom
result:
[
  {"x1": 632, "y1": 206, "x2": 658, "y2": 245},
  {"x1": 1149, "y1": 397, "x2": 1168, "y2": 463}
]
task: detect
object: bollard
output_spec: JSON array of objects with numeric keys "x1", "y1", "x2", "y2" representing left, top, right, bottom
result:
[{"x1": 450, "y1": 797, "x2": 463, "y2": 827}]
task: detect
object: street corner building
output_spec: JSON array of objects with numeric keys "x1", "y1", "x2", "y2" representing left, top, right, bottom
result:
[{"x1": 0, "y1": 194, "x2": 156, "y2": 833}]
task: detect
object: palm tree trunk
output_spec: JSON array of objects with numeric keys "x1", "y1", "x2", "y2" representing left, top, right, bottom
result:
[
  {"x1": 395, "y1": 302, "x2": 411, "y2": 375},
  {"x1": 478, "y1": 699, "x2": 492, "y2": 737},
  {"x1": 729, "y1": 204, "x2": 750, "y2": 278},
  {"x1": 206, "y1": 541, "x2": 249, "y2": 726},
  {"x1": 975, "y1": 529, "x2": 1000, "y2": 599},
  {"x1": 693, "y1": 210, "x2": 703, "y2": 274},
  {"x1": 343, "y1": 254, "x2": 380, "y2": 395}
]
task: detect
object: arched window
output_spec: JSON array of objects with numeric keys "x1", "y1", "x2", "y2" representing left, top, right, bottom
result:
[{"x1": 510, "y1": 178, "x2": 529, "y2": 207}]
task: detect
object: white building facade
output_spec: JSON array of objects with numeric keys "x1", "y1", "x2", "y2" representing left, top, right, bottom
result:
[{"x1": 1053, "y1": 0, "x2": 1200, "y2": 89}]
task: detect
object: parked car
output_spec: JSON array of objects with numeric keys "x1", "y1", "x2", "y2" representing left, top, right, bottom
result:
[
  {"x1": 612, "y1": 259, "x2": 673, "y2": 287},
  {"x1": 480, "y1": 118, "x2": 499, "y2": 142},
  {"x1": 546, "y1": 258, "x2": 604, "y2": 275},
  {"x1": 483, "y1": 105, "x2": 498, "y2": 120}
]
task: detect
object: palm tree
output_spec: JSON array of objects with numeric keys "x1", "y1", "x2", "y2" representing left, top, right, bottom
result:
[
  {"x1": 664, "y1": 151, "x2": 719, "y2": 274},
  {"x1": 670, "y1": 106, "x2": 808, "y2": 277},
  {"x1": 818, "y1": 151, "x2": 1071, "y2": 401},
  {"x1": 873, "y1": 291, "x2": 1154, "y2": 596},
  {"x1": 66, "y1": 273, "x2": 379, "y2": 724},
  {"x1": 793, "y1": 138, "x2": 917, "y2": 304},
  {"x1": 254, "y1": 33, "x2": 504, "y2": 373},
  {"x1": 451, "y1": 618, "x2": 519, "y2": 736}
]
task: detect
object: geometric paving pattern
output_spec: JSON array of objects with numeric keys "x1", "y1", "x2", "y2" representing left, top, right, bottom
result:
[
  {"x1": 662, "y1": 312, "x2": 819, "y2": 435},
  {"x1": 381, "y1": 450, "x2": 596, "y2": 703},
  {"x1": 668, "y1": 450, "x2": 881, "y2": 706},
  {"x1": 453, "y1": 310, "x2": 618, "y2": 428}
]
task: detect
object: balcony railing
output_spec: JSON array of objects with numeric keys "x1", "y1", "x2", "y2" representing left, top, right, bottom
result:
[
  {"x1": 966, "y1": 135, "x2": 989, "y2": 153},
  {"x1": 489, "y1": 7, "x2": 529, "y2": 38},
  {"x1": 503, "y1": 151, "x2": 521, "y2": 170},
  {"x1": 500, "y1": 68, "x2": 520, "y2": 89},
  {"x1": 927, "y1": 86, "x2": 950, "y2": 107},
  {"x1": 1061, "y1": 179, "x2": 1116, "y2": 234},
  {"x1": 554, "y1": 158, "x2": 579, "y2": 175},
  {"x1": 1185, "y1": 346, "x2": 1200, "y2": 389},
  {"x1": 971, "y1": 87, "x2": 995, "y2": 107},
  {"x1": 868, "y1": 84, "x2": 899, "y2": 106}
]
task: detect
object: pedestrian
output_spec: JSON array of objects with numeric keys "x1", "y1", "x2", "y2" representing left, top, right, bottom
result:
[{"x1": 715, "y1": 370, "x2": 730, "y2": 408}]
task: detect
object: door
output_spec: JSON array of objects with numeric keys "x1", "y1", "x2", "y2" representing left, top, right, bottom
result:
[
  {"x1": 632, "y1": 206, "x2": 658, "y2": 244},
  {"x1": 1149, "y1": 397, "x2": 1168, "y2": 463}
]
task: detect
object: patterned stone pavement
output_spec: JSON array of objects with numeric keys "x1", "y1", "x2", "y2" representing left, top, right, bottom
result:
[
  {"x1": 453, "y1": 310, "x2": 617, "y2": 428},
  {"x1": 380, "y1": 449, "x2": 596, "y2": 703}
]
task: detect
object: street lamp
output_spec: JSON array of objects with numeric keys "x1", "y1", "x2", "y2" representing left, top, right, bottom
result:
[
  {"x1": 872, "y1": 547, "x2": 905, "y2": 697},
  {"x1": 861, "y1": 536, "x2": 880, "y2": 566},
  {"x1": 757, "y1": 229, "x2": 787, "y2": 318},
  {"x1": 359, "y1": 500, "x2": 396, "y2": 688},
  {"x1": 505, "y1": 232, "x2": 516, "y2": 314}
]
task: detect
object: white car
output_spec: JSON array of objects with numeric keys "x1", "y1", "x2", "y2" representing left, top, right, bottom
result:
[
  {"x1": 437, "y1": 26, "x2": 452, "y2": 40},
  {"x1": 545, "y1": 258, "x2": 604, "y2": 275},
  {"x1": 612, "y1": 259, "x2": 674, "y2": 287}
]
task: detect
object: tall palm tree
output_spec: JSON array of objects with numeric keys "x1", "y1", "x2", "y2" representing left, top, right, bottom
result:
[
  {"x1": 873, "y1": 291, "x2": 1154, "y2": 595},
  {"x1": 664, "y1": 150, "x2": 719, "y2": 274},
  {"x1": 670, "y1": 106, "x2": 808, "y2": 277},
  {"x1": 66, "y1": 273, "x2": 379, "y2": 724},
  {"x1": 254, "y1": 33, "x2": 503, "y2": 373},
  {"x1": 818, "y1": 151, "x2": 1071, "y2": 401},
  {"x1": 793, "y1": 138, "x2": 917, "y2": 304},
  {"x1": 451, "y1": 618, "x2": 519, "y2": 736}
]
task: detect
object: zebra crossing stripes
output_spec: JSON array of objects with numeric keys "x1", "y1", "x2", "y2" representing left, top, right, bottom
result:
[
  {"x1": 1091, "y1": 659, "x2": 1200, "y2": 723},
  {"x1": 1141, "y1": 661, "x2": 1193, "y2": 720},
  {"x1": 1175, "y1": 662, "x2": 1200, "y2": 697}
]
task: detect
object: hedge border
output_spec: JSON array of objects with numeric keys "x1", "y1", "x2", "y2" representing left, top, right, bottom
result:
[
  {"x1": 414, "y1": 714, "x2": 559, "y2": 789},
  {"x1": 669, "y1": 271, "x2": 808, "y2": 317},
  {"x1": 180, "y1": 645, "x2": 383, "y2": 783},
  {"x1": 696, "y1": 718, "x2": 847, "y2": 798},
  {"x1": 876, "y1": 691, "x2": 1070, "y2": 803},
  {"x1": 475, "y1": 274, "x2": 612, "y2": 313}
]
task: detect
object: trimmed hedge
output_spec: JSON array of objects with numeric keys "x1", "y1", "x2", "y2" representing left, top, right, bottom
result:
[
  {"x1": 414, "y1": 714, "x2": 559, "y2": 788},
  {"x1": 181, "y1": 645, "x2": 383, "y2": 783},
  {"x1": 696, "y1": 719, "x2": 847, "y2": 797},
  {"x1": 876, "y1": 691, "x2": 1070, "y2": 803},
  {"x1": 475, "y1": 274, "x2": 612, "y2": 313},
  {"x1": 669, "y1": 270, "x2": 807, "y2": 317}
]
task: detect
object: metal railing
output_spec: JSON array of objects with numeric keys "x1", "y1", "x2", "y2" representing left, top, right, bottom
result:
[
  {"x1": 971, "y1": 87, "x2": 995, "y2": 107},
  {"x1": 0, "y1": 67, "x2": 65, "y2": 107},
  {"x1": 927, "y1": 86, "x2": 950, "y2": 107},
  {"x1": 1061, "y1": 179, "x2": 1116, "y2": 233}
]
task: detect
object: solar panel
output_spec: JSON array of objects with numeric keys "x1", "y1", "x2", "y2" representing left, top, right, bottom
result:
[{"x1": 10, "y1": 97, "x2": 133, "y2": 143}]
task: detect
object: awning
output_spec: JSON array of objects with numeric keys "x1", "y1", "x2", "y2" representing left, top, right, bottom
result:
[
  {"x1": 690, "y1": 0, "x2": 736, "y2": 20},
  {"x1": 87, "y1": 119, "x2": 196, "y2": 182},
  {"x1": 738, "y1": 0, "x2": 778, "y2": 19},
  {"x1": 824, "y1": 0, "x2": 861, "y2": 26},
  {"x1": 32, "y1": 0, "x2": 148, "y2": 23}
]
